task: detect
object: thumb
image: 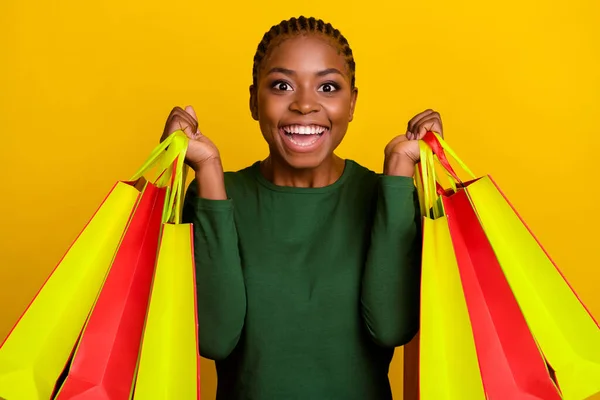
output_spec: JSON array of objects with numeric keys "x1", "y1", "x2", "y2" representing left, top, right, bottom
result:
[{"x1": 184, "y1": 105, "x2": 198, "y2": 121}]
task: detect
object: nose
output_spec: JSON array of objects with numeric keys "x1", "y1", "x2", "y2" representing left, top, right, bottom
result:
[{"x1": 289, "y1": 88, "x2": 320, "y2": 115}]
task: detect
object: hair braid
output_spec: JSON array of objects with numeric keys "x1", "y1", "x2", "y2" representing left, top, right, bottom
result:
[{"x1": 252, "y1": 16, "x2": 356, "y2": 89}]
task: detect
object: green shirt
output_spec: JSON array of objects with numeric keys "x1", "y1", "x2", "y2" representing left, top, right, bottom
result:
[{"x1": 182, "y1": 159, "x2": 421, "y2": 400}]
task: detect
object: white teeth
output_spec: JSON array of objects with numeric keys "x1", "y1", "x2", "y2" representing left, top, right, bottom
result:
[
  {"x1": 282, "y1": 125, "x2": 327, "y2": 135},
  {"x1": 288, "y1": 135, "x2": 320, "y2": 147}
]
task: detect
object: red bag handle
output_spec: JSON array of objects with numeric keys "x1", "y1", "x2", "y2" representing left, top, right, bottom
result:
[{"x1": 422, "y1": 131, "x2": 462, "y2": 184}]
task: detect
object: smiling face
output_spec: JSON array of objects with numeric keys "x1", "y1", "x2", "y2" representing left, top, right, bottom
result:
[{"x1": 250, "y1": 34, "x2": 358, "y2": 170}]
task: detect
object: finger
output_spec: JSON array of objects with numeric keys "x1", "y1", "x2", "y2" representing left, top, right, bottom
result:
[
  {"x1": 184, "y1": 105, "x2": 198, "y2": 121},
  {"x1": 170, "y1": 108, "x2": 198, "y2": 134},
  {"x1": 384, "y1": 134, "x2": 409, "y2": 156},
  {"x1": 415, "y1": 117, "x2": 443, "y2": 140},
  {"x1": 184, "y1": 106, "x2": 204, "y2": 137},
  {"x1": 171, "y1": 107, "x2": 197, "y2": 127},
  {"x1": 407, "y1": 109, "x2": 435, "y2": 133}
]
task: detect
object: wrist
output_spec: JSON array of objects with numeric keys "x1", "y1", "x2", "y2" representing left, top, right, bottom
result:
[
  {"x1": 191, "y1": 157, "x2": 222, "y2": 172},
  {"x1": 384, "y1": 154, "x2": 416, "y2": 177},
  {"x1": 194, "y1": 160, "x2": 227, "y2": 200}
]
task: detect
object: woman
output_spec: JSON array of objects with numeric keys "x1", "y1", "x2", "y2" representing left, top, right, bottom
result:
[{"x1": 161, "y1": 15, "x2": 443, "y2": 400}]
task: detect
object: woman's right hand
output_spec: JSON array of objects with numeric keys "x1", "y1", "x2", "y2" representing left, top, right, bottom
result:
[
  {"x1": 161, "y1": 105, "x2": 227, "y2": 200},
  {"x1": 161, "y1": 105, "x2": 221, "y2": 172}
]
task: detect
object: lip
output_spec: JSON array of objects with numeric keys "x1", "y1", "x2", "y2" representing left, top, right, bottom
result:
[
  {"x1": 279, "y1": 121, "x2": 330, "y2": 129},
  {"x1": 278, "y1": 127, "x2": 329, "y2": 153}
]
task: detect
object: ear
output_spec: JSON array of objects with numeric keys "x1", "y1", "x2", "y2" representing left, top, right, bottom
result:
[
  {"x1": 348, "y1": 86, "x2": 359, "y2": 122},
  {"x1": 249, "y1": 84, "x2": 259, "y2": 121}
]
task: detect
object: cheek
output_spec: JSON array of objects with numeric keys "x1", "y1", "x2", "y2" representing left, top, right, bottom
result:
[
  {"x1": 258, "y1": 94, "x2": 286, "y2": 125},
  {"x1": 325, "y1": 97, "x2": 353, "y2": 124}
]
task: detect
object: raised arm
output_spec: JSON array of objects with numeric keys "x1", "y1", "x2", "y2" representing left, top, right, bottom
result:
[
  {"x1": 360, "y1": 177, "x2": 422, "y2": 347},
  {"x1": 182, "y1": 176, "x2": 247, "y2": 361},
  {"x1": 165, "y1": 105, "x2": 247, "y2": 360},
  {"x1": 361, "y1": 109, "x2": 443, "y2": 347}
]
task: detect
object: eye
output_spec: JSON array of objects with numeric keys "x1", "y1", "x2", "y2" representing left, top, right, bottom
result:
[
  {"x1": 272, "y1": 81, "x2": 293, "y2": 91},
  {"x1": 318, "y1": 82, "x2": 339, "y2": 93}
]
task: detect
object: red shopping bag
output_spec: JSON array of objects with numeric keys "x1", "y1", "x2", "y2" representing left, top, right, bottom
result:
[
  {"x1": 54, "y1": 182, "x2": 166, "y2": 399},
  {"x1": 443, "y1": 187, "x2": 561, "y2": 399}
]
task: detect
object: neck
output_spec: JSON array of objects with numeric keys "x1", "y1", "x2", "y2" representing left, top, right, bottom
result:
[{"x1": 260, "y1": 154, "x2": 346, "y2": 188}]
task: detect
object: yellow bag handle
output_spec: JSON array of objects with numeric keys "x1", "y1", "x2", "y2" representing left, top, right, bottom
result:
[
  {"x1": 416, "y1": 131, "x2": 477, "y2": 219},
  {"x1": 129, "y1": 130, "x2": 189, "y2": 224},
  {"x1": 130, "y1": 130, "x2": 188, "y2": 184},
  {"x1": 164, "y1": 146, "x2": 187, "y2": 224},
  {"x1": 417, "y1": 141, "x2": 444, "y2": 219}
]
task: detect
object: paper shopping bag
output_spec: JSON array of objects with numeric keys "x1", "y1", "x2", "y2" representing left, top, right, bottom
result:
[
  {"x1": 443, "y1": 188, "x2": 561, "y2": 399},
  {"x1": 418, "y1": 215, "x2": 486, "y2": 400},
  {"x1": 53, "y1": 132, "x2": 189, "y2": 400},
  {"x1": 132, "y1": 225, "x2": 200, "y2": 400},
  {"x1": 420, "y1": 131, "x2": 600, "y2": 400},
  {"x1": 467, "y1": 175, "x2": 600, "y2": 400},
  {"x1": 133, "y1": 145, "x2": 200, "y2": 400},
  {"x1": 0, "y1": 182, "x2": 140, "y2": 400},
  {"x1": 54, "y1": 183, "x2": 166, "y2": 400}
]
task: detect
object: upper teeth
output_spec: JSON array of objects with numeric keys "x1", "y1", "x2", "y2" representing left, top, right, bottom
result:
[{"x1": 283, "y1": 125, "x2": 327, "y2": 135}]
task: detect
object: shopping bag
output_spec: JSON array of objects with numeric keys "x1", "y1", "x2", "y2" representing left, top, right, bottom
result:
[
  {"x1": 53, "y1": 132, "x2": 189, "y2": 400},
  {"x1": 0, "y1": 182, "x2": 140, "y2": 400},
  {"x1": 443, "y1": 187, "x2": 561, "y2": 399},
  {"x1": 421, "y1": 131, "x2": 600, "y2": 400},
  {"x1": 0, "y1": 131, "x2": 191, "y2": 400},
  {"x1": 418, "y1": 213, "x2": 486, "y2": 400},
  {"x1": 133, "y1": 138, "x2": 201, "y2": 399}
]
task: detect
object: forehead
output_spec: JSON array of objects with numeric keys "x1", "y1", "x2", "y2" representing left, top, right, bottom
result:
[{"x1": 261, "y1": 34, "x2": 349, "y2": 75}]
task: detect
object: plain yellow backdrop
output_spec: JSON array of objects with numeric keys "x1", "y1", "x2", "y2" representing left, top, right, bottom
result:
[{"x1": 1, "y1": 0, "x2": 599, "y2": 398}]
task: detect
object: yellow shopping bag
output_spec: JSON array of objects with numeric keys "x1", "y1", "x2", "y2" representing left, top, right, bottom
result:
[
  {"x1": 419, "y1": 216, "x2": 486, "y2": 400},
  {"x1": 417, "y1": 140, "x2": 486, "y2": 400},
  {"x1": 0, "y1": 183, "x2": 139, "y2": 400},
  {"x1": 420, "y1": 131, "x2": 600, "y2": 400},
  {"x1": 133, "y1": 135, "x2": 200, "y2": 400},
  {"x1": 467, "y1": 176, "x2": 600, "y2": 400},
  {"x1": 0, "y1": 131, "x2": 191, "y2": 400}
]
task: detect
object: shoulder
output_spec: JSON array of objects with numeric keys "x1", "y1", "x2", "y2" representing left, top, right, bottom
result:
[
  {"x1": 223, "y1": 162, "x2": 261, "y2": 197},
  {"x1": 344, "y1": 159, "x2": 416, "y2": 194},
  {"x1": 343, "y1": 159, "x2": 380, "y2": 189},
  {"x1": 184, "y1": 161, "x2": 260, "y2": 200}
]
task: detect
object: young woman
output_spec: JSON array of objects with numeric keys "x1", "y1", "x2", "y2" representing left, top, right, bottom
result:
[{"x1": 161, "y1": 15, "x2": 443, "y2": 400}]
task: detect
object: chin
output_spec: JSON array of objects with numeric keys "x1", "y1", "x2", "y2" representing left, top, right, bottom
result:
[{"x1": 281, "y1": 152, "x2": 328, "y2": 170}]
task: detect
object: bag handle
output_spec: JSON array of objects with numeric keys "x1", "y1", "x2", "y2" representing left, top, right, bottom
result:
[
  {"x1": 416, "y1": 141, "x2": 444, "y2": 219},
  {"x1": 130, "y1": 130, "x2": 188, "y2": 184},
  {"x1": 415, "y1": 131, "x2": 477, "y2": 218},
  {"x1": 164, "y1": 146, "x2": 187, "y2": 225},
  {"x1": 129, "y1": 130, "x2": 190, "y2": 224},
  {"x1": 422, "y1": 131, "x2": 476, "y2": 183}
]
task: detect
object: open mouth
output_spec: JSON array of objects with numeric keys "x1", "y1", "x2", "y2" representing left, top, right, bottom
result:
[{"x1": 280, "y1": 124, "x2": 329, "y2": 148}]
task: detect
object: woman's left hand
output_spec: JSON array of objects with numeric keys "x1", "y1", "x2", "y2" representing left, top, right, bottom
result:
[{"x1": 383, "y1": 109, "x2": 444, "y2": 177}]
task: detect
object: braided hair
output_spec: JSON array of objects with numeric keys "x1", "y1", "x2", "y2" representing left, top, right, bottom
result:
[{"x1": 252, "y1": 16, "x2": 356, "y2": 89}]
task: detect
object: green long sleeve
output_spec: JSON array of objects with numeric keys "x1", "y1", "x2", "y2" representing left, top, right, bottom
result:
[
  {"x1": 182, "y1": 183, "x2": 247, "y2": 361},
  {"x1": 361, "y1": 176, "x2": 421, "y2": 347}
]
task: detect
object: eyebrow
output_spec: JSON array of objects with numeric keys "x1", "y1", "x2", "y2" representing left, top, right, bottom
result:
[{"x1": 266, "y1": 67, "x2": 344, "y2": 77}]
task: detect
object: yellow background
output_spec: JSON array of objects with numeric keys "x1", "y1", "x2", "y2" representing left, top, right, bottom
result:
[{"x1": 1, "y1": 0, "x2": 599, "y2": 398}]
